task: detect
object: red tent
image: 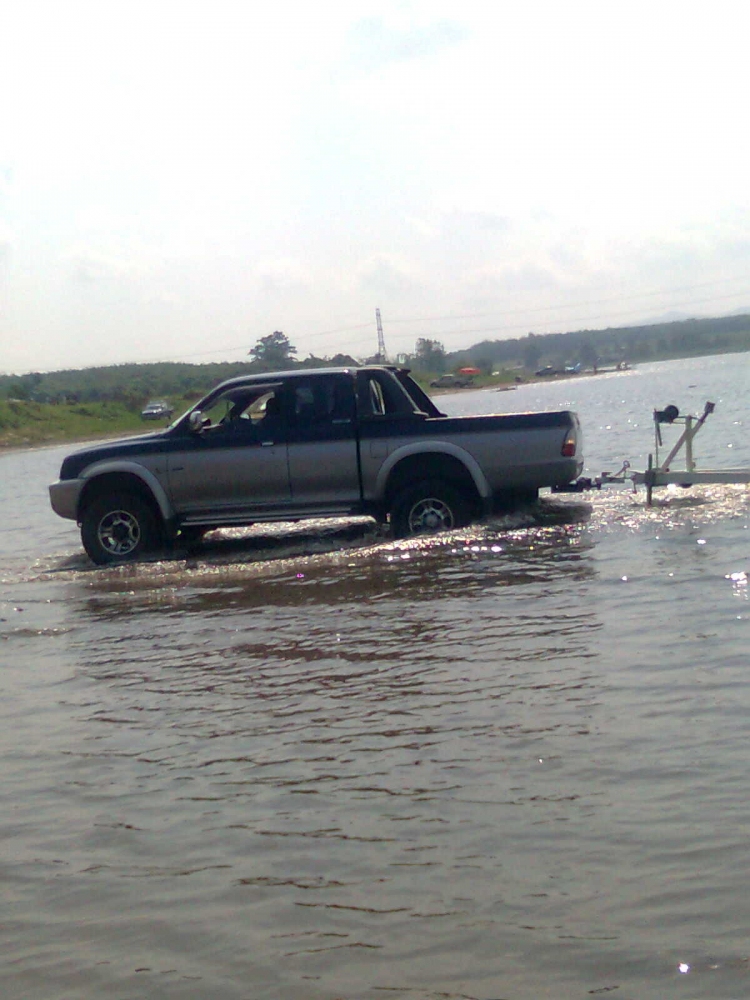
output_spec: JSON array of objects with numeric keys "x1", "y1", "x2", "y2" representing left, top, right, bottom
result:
[{"x1": 458, "y1": 367, "x2": 481, "y2": 375}]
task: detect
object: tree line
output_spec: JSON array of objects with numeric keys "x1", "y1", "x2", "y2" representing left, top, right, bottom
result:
[
  {"x1": 406, "y1": 313, "x2": 750, "y2": 375},
  {"x1": 2, "y1": 314, "x2": 748, "y2": 406}
]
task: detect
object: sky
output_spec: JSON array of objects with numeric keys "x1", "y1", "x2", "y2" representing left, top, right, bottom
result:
[{"x1": 1, "y1": 0, "x2": 749, "y2": 373}]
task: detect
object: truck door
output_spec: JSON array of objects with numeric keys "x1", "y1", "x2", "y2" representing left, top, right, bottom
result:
[
  {"x1": 167, "y1": 385, "x2": 291, "y2": 517},
  {"x1": 355, "y1": 369, "x2": 429, "y2": 498},
  {"x1": 285, "y1": 373, "x2": 361, "y2": 505}
]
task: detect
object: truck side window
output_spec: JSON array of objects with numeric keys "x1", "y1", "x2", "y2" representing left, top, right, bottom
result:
[
  {"x1": 292, "y1": 385, "x2": 318, "y2": 424},
  {"x1": 358, "y1": 372, "x2": 416, "y2": 417},
  {"x1": 194, "y1": 388, "x2": 284, "y2": 440},
  {"x1": 369, "y1": 379, "x2": 386, "y2": 416},
  {"x1": 289, "y1": 375, "x2": 355, "y2": 426}
]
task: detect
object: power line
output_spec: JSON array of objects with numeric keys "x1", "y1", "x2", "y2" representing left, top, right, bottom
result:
[
  {"x1": 55, "y1": 273, "x2": 749, "y2": 368},
  {"x1": 319, "y1": 290, "x2": 749, "y2": 357},
  {"x1": 135, "y1": 272, "x2": 750, "y2": 364},
  {"x1": 382, "y1": 273, "x2": 750, "y2": 326},
  {"x1": 385, "y1": 289, "x2": 750, "y2": 347}
]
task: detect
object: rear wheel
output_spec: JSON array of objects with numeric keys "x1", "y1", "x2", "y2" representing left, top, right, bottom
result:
[
  {"x1": 81, "y1": 492, "x2": 161, "y2": 565},
  {"x1": 390, "y1": 479, "x2": 474, "y2": 539}
]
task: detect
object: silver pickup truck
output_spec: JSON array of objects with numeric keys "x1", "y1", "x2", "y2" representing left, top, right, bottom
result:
[{"x1": 49, "y1": 366, "x2": 583, "y2": 564}]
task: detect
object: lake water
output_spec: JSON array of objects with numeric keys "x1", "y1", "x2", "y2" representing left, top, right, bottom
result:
[{"x1": 1, "y1": 352, "x2": 749, "y2": 1000}]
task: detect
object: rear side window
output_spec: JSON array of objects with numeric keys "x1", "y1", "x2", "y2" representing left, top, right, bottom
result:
[
  {"x1": 395, "y1": 372, "x2": 443, "y2": 417},
  {"x1": 357, "y1": 371, "x2": 418, "y2": 417},
  {"x1": 288, "y1": 375, "x2": 355, "y2": 426},
  {"x1": 368, "y1": 379, "x2": 386, "y2": 415}
]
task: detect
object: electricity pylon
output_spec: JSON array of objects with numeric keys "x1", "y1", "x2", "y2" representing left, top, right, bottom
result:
[{"x1": 375, "y1": 308, "x2": 388, "y2": 363}]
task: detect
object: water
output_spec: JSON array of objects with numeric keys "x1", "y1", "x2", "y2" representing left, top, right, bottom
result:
[{"x1": 1, "y1": 352, "x2": 749, "y2": 1000}]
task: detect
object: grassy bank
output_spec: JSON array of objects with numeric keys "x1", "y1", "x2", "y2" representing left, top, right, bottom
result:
[{"x1": 0, "y1": 399, "x2": 164, "y2": 449}]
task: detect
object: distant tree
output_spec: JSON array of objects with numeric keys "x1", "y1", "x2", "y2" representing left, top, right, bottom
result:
[
  {"x1": 6, "y1": 372, "x2": 42, "y2": 400},
  {"x1": 328, "y1": 353, "x2": 360, "y2": 367},
  {"x1": 249, "y1": 331, "x2": 297, "y2": 370},
  {"x1": 296, "y1": 353, "x2": 327, "y2": 370},
  {"x1": 413, "y1": 338, "x2": 447, "y2": 373},
  {"x1": 578, "y1": 339, "x2": 598, "y2": 370},
  {"x1": 296, "y1": 352, "x2": 360, "y2": 370},
  {"x1": 522, "y1": 334, "x2": 542, "y2": 371}
]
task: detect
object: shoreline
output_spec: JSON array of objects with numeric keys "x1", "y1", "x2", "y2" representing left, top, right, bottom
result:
[
  {"x1": 0, "y1": 369, "x2": 621, "y2": 451},
  {"x1": 0, "y1": 427, "x2": 149, "y2": 454},
  {"x1": 0, "y1": 365, "x2": 647, "y2": 451}
]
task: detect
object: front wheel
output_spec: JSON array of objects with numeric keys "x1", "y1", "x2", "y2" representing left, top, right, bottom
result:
[
  {"x1": 81, "y1": 492, "x2": 161, "y2": 565},
  {"x1": 390, "y1": 479, "x2": 474, "y2": 539}
]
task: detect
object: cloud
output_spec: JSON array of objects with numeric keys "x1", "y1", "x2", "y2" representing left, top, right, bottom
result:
[
  {"x1": 254, "y1": 258, "x2": 312, "y2": 296},
  {"x1": 355, "y1": 253, "x2": 421, "y2": 298},
  {"x1": 0, "y1": 220, "x2": 14, "y2": 277},
  {"x1": 64, "y1": 247, "x2": 145, "y2": 284},
  {"x1": 467, "y1": 262, "x2": 561, "y2": 300},
  {"x1": 450, "y1": 211, "x2": 511, "y2": 235},
  {"x1": 348, "y1": 13, "x2": 466, "y2": 71}
]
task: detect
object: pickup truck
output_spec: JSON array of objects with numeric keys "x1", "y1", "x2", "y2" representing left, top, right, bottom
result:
[
  {"x1": 141, "y1": 399, "x2": 173, "y2": 421},
  {"x1": 49, "y1": 366, "x2": 583, "y2": 564}
]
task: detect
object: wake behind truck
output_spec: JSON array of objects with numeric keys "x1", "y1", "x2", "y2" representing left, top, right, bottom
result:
[{"x1": 49, "y1": 366, "x2": 583, "y2": 564}]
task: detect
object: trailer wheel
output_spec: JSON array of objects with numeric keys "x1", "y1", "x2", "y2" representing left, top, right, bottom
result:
[{"x1": 390, "y1": 479, "x2": 473, "y2": 539}]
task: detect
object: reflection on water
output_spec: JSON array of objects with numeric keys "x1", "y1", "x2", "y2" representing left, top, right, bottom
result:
[
  {"x1": 4, "y1": 504, "x2": 614, "y2": 999},
  {"x1": 71, "y1": 513, "x2": 592, "y2": 611},
  {"x1": 43, "y1": 530, "x2": 607, "y2": 999}
]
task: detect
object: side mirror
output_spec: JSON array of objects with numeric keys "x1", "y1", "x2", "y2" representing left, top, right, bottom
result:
[{"x1": 188, "y1": 410, "x2": 206, "y2": 433}]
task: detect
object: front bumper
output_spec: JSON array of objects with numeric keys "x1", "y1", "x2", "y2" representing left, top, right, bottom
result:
[{"x1": 49, "y1": 479, "x2": 83, "y2": 521}]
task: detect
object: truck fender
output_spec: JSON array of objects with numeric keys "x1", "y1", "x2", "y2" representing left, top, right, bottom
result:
[
  {"x1": 375, "y1": 441, "x2": 492, "y2": 500},
  {"x1": 79, "y1": 460, "x2": 175, "y2": 524}
]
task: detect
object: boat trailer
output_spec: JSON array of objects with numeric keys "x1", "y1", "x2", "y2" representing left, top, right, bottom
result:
[{"x1": 554, "y1": 401, "x2": 750, "y2": 505}]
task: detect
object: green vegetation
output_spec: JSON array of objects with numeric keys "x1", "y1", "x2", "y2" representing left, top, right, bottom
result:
[
  {"x1": 0, "y1": 399, "x2": 154, "y2": 449},
  {"x1": 2, "y1": 314, "x2": 749, "y2": 448},
  {"x1": 0, "y1": 361, "x2": 256, "y2": 407}
]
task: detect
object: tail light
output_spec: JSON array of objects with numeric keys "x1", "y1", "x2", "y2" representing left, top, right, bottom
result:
[{"x1": 561, "y1": 430, "x2": 576, "y2": 457}]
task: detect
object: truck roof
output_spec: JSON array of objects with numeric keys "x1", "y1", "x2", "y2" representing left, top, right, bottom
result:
[{"x1": 212, "y1": 365, "x2": 406, "y2": 392}]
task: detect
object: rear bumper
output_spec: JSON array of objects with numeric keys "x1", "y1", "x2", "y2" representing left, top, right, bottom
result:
[
  {"x1": 488, "y1": 458, "x2": 583, "y2": 493},
  {"x1": 49, "y1": 479, "x2": 83, "y2": 521}
]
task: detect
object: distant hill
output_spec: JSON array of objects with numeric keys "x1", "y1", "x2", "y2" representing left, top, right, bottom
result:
[{"x1": 443, "y1": 312, "x2": 750, "y2": 373}]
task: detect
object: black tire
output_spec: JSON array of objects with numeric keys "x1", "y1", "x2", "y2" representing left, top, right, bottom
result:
[
  {"x1": 390, "y1": 479, "x2": 474, "y2": 539},
  {"x1": 80, "y1": 492, "x2": 161, "y2": 565}
]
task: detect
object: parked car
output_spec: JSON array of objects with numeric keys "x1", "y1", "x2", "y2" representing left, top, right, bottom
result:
[
  {"x1": 429, "y1": 374, "x2": 474, "y2": 389},
  {"x1": 141, "y1": 400, "x2": 173, "y2": 421},
  {"x1": 50, "y1": 366, "x2": 583, "y2": 564}
]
